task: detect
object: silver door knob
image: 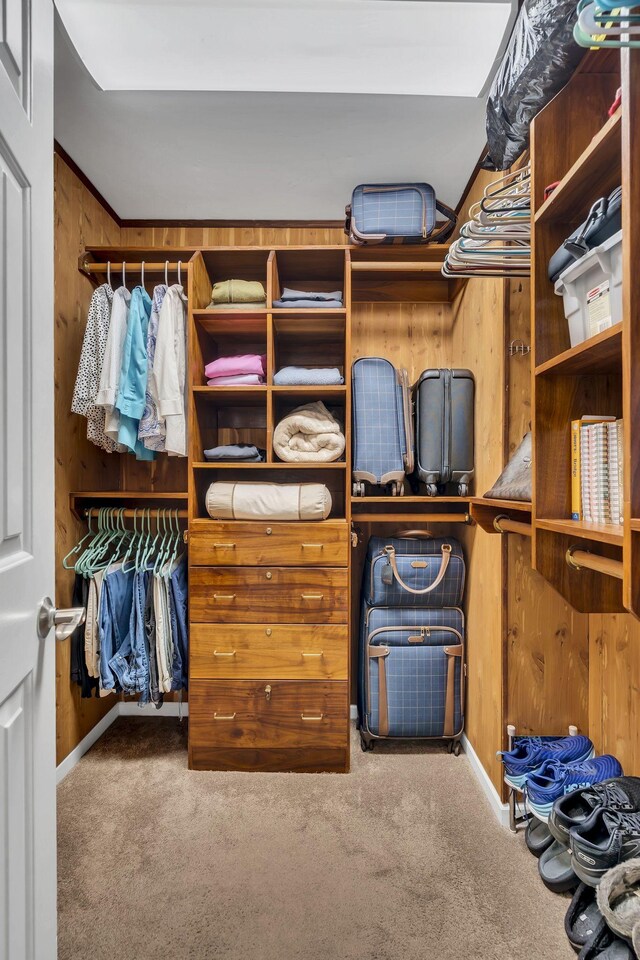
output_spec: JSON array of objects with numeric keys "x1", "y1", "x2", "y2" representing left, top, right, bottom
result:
[{"x1": 37, "y1": 596, "x2": 86, "y2": 642}]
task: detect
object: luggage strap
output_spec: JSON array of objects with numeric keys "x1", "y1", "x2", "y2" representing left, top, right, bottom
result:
[
  {"x1": 383, "y1": 543, "x2": 452, "y2": 595},
  {"x1": 368, "y1": 646, "x2": 390, "y2": 737},
  {"x1": 443, "y1": 644, "x2": 463, "y2": 738}
]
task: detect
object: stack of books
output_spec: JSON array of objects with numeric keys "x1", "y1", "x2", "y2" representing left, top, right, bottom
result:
[{"x1": 571, "y1": 416, "x2": 624, "y2": 524}]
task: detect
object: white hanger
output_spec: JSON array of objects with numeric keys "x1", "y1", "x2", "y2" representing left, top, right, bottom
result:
[
  {"x1": 165, "y1": 260, "x2": 169, "y2": 287},
  {"x1": 122, "y1": 261, "x2": 126, "y2": 289},
  {"x1": 107, "y1": 260, "x2": 111, "y2": 288},
  {"x1": 177, "y1": 260, "x2": 182, "y2": 286},
  {"x1": 141, "y1": 260, "x2": 145, "y2": 289}
]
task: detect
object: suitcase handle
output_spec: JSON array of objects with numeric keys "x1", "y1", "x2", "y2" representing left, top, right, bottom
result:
[
  {"x1": 394, "y1": 529, "x2": 434, "y2": 539},
  {"x1": 383, "y1": 543, "x2": 452, "y2": 595}
]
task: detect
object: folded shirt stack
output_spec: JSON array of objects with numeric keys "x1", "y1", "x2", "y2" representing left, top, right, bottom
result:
[
  {"x1": 204, "y1": 443, "x2": 266, "y2": 462},
  {"x1": 208, "y1": 279, "x2": 266, "y2": 309},
  {"x1": 273, "y1": 366, "x2": 344, "y2": 386},
  {"x1": 272, "y1": 287, "x2": 343, "y2": 309},
  {"x1": 204, "y1": 354, "x2": 267, "y2": 386}
]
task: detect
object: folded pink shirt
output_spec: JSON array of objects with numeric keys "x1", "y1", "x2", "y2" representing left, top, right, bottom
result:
[
  {"x1": 207, "y1": 374, "x2": 264, "y2": 386},
  {"x1": 204, "y1": 354, "x2": 266, "y2": 380}
]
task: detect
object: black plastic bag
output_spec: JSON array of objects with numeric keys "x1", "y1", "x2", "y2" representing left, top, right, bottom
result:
[{"x1": 484, "y1": 0, "x2": 584, "y2": 171}]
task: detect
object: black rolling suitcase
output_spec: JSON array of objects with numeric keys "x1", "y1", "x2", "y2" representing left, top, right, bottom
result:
[{"x1": 414, "y1": 368, "x2": 475, "y2": 497}]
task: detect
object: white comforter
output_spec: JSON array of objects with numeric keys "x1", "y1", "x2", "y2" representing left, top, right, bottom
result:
[{"x1": 273, "y1": 401, "x2": 345, "y2": 463}]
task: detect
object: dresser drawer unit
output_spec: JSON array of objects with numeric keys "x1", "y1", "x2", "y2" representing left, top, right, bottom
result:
[{"x1": 189, "y1": 522, "x2": 349, "y2": 567}]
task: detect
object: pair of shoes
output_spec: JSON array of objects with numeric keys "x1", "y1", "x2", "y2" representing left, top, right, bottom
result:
[
  {"x1": 565, "y1": 859, "x2": 640, "y2": 958},
  {"x1": 498, "y1": 735, "x2": 595, "y2": 793},
  {"x1": 527, "y1": 756, "x2": 624, "y2": 823},
  {"x1": 558, "y1": 779, "x2": 640, "y2": 888}
]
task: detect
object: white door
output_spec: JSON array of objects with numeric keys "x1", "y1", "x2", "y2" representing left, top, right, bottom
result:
[{"x1": 0, "y1": 1, "x2": 57, "y2": 958}]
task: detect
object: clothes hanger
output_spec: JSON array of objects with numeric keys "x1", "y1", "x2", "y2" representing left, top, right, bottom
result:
[
  {"x1": 141, "y1": 260, "x2": 145, "y2": 290},
  {"x1": 62, "y1": 508, "x2": 96, "y2": 570},
  {"x1": 153, "y1": 509, "x2": 169, "y2": 576},
  {"x1": 121, "y1": 509, "x2": 139, "y2": 574},
  {"x1": 77, "y1": 507, "x2": 108, "y2": 577},
  {"x1": 575, "y1": 1, "x2": 640, "y2": 46},
  {"x1": 122, "y1": 261, "x2": 127, "y2": 291},
  {"x1": 107, "y1": 261, "x2": 111, "y2": 289},
  {"x1": 177, "y1": 260, "x2": 182, "y2": 286}
]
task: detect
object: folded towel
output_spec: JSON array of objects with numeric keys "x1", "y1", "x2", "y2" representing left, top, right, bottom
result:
[
  {"x1": 207, "y1": 374, "x2": 265, "y2": 386},
  {"x1": 204, "y1": 444, "x2": 265, "y2": 462},
  {"x1": 278, "y1": 287, "x2": 343, "y2": 303},
  {"x1": 204, "y1": 354, "x2": 266, "y2": 380},
  {"x1": 273, "y1": 401, "x2": 345, "y2": 463},
  {"x1": 273, "y1": 366, "x2": 344, "y2": 386},
  {"x1": 273, "y1": 298, "x2": 343, "y2": 309},
  {"x1": 206, "y1": 300, "x2": 266, "y2": 311},
  {"x1": 210, "y1": 280, "x2": 266, "y2": 304}
]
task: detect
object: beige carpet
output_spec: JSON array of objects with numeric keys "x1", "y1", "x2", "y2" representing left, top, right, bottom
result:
[{"x1": 57, "y1": 718, "x2": 574, "y2": 960}]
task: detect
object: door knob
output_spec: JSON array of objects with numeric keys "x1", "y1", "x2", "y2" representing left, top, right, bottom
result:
[{"x1": 37, "y1": 596, "x2": 86, "y2": 642}]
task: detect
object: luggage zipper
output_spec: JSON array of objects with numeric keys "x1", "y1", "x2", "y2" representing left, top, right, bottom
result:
[
  {"x1": 362, "y1": 185, "x2": 427, "y2": 238},
  {"x1": 443, "y1": 369, "x2": 451, "y2": 485}
]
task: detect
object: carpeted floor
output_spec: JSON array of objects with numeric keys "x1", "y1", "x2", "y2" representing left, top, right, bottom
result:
[{"x1": 57, "y1": 718, "x2": 574, "y2": 960}]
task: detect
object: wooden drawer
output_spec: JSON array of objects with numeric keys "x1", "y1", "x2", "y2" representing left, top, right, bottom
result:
[
  {"x1": 190, "y1": 567, "x2": 349, "y2": 623},
  {"x1": 189, "y1": 680, "x2": 349, "y2": 750},
  {"x1": 188, "y1": 522, "x2": 349, "y2": 567},
  {"x1": 190, "y1": 623, "x2": 348, "y2": 680}
]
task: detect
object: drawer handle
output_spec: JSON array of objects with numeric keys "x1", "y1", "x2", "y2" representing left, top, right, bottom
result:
[
  {"x1": 301, "y1": 593, "x2": 324, "y2": 600},
  {"x1": 301, "y1": 651, "x2": 324, "y2": 658},
  {"x1": 213, "y1": 594, "x2": 236, "y2": 600},
  {"x1": 214, "y1": 712, "x2": 236, "y2": 720},
  {"x1": 301, "y1": 713, "x2": 324, "y2": 721},
  {"x1": 213, "y1": 542, "x2": 236, "y2": 549},
  {"x1": 213, "y1": 650, "x2": 236, "y2": 657},
  {"x1": 301, "y1": 543, "x2": 324, "y2": 549}
]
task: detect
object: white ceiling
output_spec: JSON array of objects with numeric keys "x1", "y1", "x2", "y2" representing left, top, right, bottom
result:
[
  {"x1": 55, "y1": 0, "x2": 513, "y2": 98},
  {"x1": 54, "y1": 3, "x2": 514, "y2": 220}
]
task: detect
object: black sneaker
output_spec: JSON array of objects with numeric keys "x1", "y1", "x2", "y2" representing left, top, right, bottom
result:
[
  {"x1": 577, "y1": 923, "x2": 634, "y2": 959},
  {"x1": 565, "y1": 883, "x2": 605, "y2": 953},
  {"x1": 549, "y1": 778, "x2": 640, "y2": 847},
  {"x1": 571, "y1": 810, "x2": 640, "y2": 887}
]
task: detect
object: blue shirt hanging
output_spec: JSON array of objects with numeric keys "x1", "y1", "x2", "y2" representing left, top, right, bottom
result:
[{"x1": 116, "y1": 285, "x2": 155, "y2": 460}]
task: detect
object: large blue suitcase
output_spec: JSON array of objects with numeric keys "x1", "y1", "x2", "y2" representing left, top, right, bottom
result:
[
  {"x1": 352, "y1": 357, "x2": 414, "y2": 497},
  {"x1": 358, "y1": 606, "x2": 465, "y2": 745},
  {"x1": 363, "y1": 534, "x2": 465, "y2": 608}
]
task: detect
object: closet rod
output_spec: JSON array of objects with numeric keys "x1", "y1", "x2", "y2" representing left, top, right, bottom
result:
[
  {"x1": 350, "y1": 261, "x2": 445, "y2": 273},
  {"x1": 566, "y1": 547, "x2": 623, "y2": 580},
  {"x1": 493, "y1": 515, "x2": 532, "y2": 537},
  {"x1": 81, "y1": 508, "x2": 188, "y2": 520},
  {"x1": 350, "y1": 513, "x2": 470, "y2": 523},
  {"x1": 81, "y1": 262, "x2": 189, "y2": 273}
]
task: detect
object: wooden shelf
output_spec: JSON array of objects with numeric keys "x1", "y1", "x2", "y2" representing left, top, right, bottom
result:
[
  {"x1": 193, "y1": 309, "x2": 267, "y2": 335},
  {"x1": 271, "y1": 385, "x2": 346, "y2": 397},
  {"x1": 351, "y1": 496, "x2": 470, "y2": 505},
  {"x1": 535, "y1": 324, "x2": 622, "y2": 376},
  {"x1": 470, "y1": 497, "x2": 532, "y2": 513},
  {"x1": 630, "y1": 519, "x2": 640, "y2": 532},
  {"x1": 271, "y1": 307, "x2": 345, "y2": 317},
  {"x1": 193, "y1": 461, "x2": 347, "y2": 469},
  {"x1": 193, "y1": 386, "x2": 267, "y2": 405},
  {"x1": 272, "y1": 314, "x2": 345, "y2": 337},
  {"x1": 535, "y1": 109, "x2": 621, "y2": 224},
  {"x1": 536, "y1": 517, "x2": 624, "y2": 546}
]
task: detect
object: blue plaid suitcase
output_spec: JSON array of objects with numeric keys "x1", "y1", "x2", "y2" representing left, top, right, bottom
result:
[
  {"x1": 358, "y1": 606, "x2": 465, "y2": 748},
  {"x1": 345, "y1": 183, "x2": 457, "y2": 246},
  {"x1": 363, "y1": 534, "x2": 465, "y2": 608},
  {"x1": 352, "y1": 357, "x2": 414, "y2": 497}
]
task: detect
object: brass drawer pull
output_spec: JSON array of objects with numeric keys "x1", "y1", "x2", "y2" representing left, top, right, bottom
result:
[
  {"x1": 214, "y1": 712, "x2": 236, "y2": 720},
  {"x1": 213, "y1": 650, "x2": 236, "y2": 657},
  {"x1": 301, "y1": 651, "x2": 324, "y2": 658},
  {"x1": 301, "y1": 593, "x2": 324, "y2": 600},
  {"x1": 213, "y1": 542, "x2": 236, "y2": 549},
  {"x1": 301, "y1": 543, "x2": 324, "y2": 549},
  {"x1": 301, "y1": 713, "x2": 324, "y2": 721},
  {"x1": 213, "y1": 594, "x2": 236, "y2": 600}
]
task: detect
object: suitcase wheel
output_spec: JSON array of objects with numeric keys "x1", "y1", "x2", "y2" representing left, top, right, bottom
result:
[
  {"x1": 427, "y1": 483, "x2": 438, "y2": 498},
  {"x1": 352, "y1": 480, "x2": 366, "y2": 497},
  {"x1": 389, "y1": 480, "x2": 404, "y2": 497},
  {"x1": 451, "y1": 740, "x2": 462, "y2": 757},
  {"x1": 458, "y1": 482, "x2": 469, "y2": 498},
  {"x1": 360, "y1": 735, "x2": 375, "y2": 752}
]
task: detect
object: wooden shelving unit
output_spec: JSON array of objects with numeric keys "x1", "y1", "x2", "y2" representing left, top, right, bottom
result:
[{"x1": 529, "y1": 49, "x2": 637, "y2": 614}]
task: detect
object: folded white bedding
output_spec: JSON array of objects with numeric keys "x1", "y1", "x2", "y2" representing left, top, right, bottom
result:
[{"x1": 273, "y1": 401, "x2": 345, "y2": 463}]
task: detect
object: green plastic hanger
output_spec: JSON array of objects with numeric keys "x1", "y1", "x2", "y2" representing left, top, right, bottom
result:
[{"x1": 62, "y1": 508, "x2": 96, "y2": 570}]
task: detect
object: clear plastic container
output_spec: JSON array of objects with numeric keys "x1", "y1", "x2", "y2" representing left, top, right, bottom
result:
[{"x1": 554, "y1": 229, "x2": 622, "y2": 348}]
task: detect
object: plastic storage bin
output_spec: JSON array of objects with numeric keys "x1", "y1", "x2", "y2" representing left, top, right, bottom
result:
[{"x1": 554, "y1": 229, "x2": 622, "y2": 348}]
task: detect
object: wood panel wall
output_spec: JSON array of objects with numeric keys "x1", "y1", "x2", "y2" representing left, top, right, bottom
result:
[{"x1": 55, "y1": 154, "x2": 122, "y2": 764}]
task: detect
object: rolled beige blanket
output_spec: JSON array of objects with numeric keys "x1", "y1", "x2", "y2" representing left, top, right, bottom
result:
[
  {"x1": 273, "y1": 401, "x2": 345, "y2": 463},
  {"x1": 210, "y1": 279, "x2": 266, "y2": 304},
  {"x1": 205, "y1": 481, "x2": 332, "y2": 521}
]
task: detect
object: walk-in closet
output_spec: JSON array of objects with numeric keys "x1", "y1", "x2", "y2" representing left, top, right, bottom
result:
[{"x1": 3, "y1": 2, "x2": 640, "y2": 958}]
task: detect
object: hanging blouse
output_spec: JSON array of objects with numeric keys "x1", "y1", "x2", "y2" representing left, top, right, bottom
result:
[
  {"x1": 96, "y1": 285, "x2": 131, "y2": 443},
  {"x1": 154, "y1": 284, "x2": 188, "y2": 457},
  {"x1": 71, "y1": 284, "x2": 120, "y2": 452},
  {"x1": 116, "y1": 285, "x2": 155, "y2": 461},
  {"x1": 139, "y1": 283, "x2": 168, "y2": 451}
]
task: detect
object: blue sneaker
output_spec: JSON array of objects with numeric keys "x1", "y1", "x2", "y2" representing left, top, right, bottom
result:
[
  {"x1": 526, "y1": 755, "x2": 623, "y2": 823},
  {"x1": 498, "y1": 735, "x2": 594, "y2": 792}
]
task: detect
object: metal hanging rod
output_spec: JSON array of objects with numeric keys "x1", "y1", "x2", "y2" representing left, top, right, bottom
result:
[
  {"x1": 493, "y1": 514, "x2": 532, "y2": 537},
  {"x1": 81, "y1": 262, "x2": 189, "y2": 273},
  {"x1": 566, "y1": 545, "x2": 623, "y2": 580}
]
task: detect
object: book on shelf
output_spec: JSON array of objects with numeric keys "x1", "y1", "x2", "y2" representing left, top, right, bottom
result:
[{"x1": 570, "y1": 416, "x2": 622, "y2": 525}]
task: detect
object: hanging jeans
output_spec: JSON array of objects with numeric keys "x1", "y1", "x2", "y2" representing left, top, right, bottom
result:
[
  {"x1": 109, "y1": 569, "x2": 151, "y2": 704},
  {"x1": 168, "y1": 558, "x2": 188, "y2": 691},
  {"x1": 99, "y1": 565, "x2": 134, "y2": 693}
]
